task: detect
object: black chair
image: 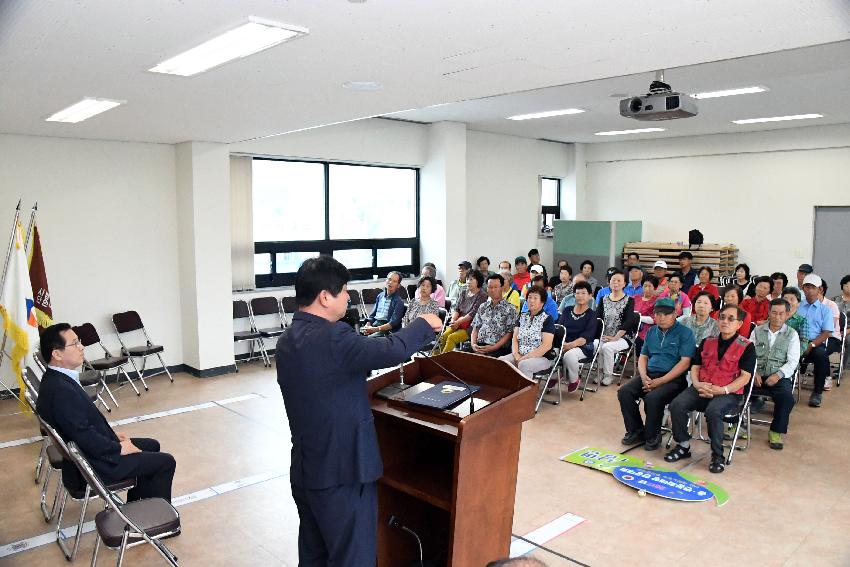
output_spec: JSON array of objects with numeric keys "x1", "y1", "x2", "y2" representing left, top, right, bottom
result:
[
  {"x1": 74, "y1": 322, "x2": 142, "y2": 405},
  {"x1": 347, "y1": 289, "x2": 366, "y2": 320},
  {"x1": 531, "y1": 324, "x2": 568, "y2": 412},
  {"x1": 360, "y1": 287, "x2": 382, "y2": 322},
  {"x1": 251, "y1": 296, "x2": 287, "y2": 358},
  {"x1": 112, "y1": 311, "x2": 174, "y2": 384},
  {"x1": 280, "y1": 296, "x2": 299, "y2": 327},
  {"x1": 406, "y1": 284, "x2": 418, "y2": 301},
  {"x1": 21, "y1": 369, "x2": 64, "y2": 522},
  {"x1": 579, "y1": 319, "x2": 606, "y2": 401},
  {"x1": 67, "y1": 442, "x2": 180, "y2": 567},
  {"x1": 232, "y1": 300, "x2": 269, "y2": 368}
]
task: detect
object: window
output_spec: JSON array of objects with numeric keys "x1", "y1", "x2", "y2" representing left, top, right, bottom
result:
[
  {"x1": 252, "y1": 158, "x2": 419, "y2": 287},
  {"x1": 540, "y1": 177, "x2": 561, "y2": 237}
]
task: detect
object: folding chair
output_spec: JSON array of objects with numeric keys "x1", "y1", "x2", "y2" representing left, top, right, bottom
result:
[
  {"x1": 280, "y1": 296, "x2": 299, "y2": 327},
  {"x1": 74, "y1": 322, "x2": 142, "y2": 406},
  {"x1": 33, "y1": 400, "x2": 137, "y2": 561},
  {"x1": 579, "y1": 319, "x2": 606, "y2": 401},
  {"x1": 21, "y1": 369, "x2": 64, "y2": 522},
  {"x1": 67, "y1": 443, "x2": 180, "y2": 567},
  {"x1": 832, "y1": 312, "x2": 846, "y2": 387},
  {"x1": 406, "y1": 284, "x2": 418, "y2": 302},
  {"x1": 532, "y1": 324, "x2": 567, "y2": 413},
  {"x1": 347, "y1": 289, "x2": 366, "y2": 320},
  {"x1": 418, "y1": 308, "x2": 449, "y2": 356},
  {"x1": 232, "y1": 300, "x2": 270, "y2": 368},
  {"x1": 692, "y1": 360, "x2": 757, "y2": 466},
  {"x1": 614, "y1": 313, "x2": 642, "y2": 385},
  {"x1": 360, "y1": 287, "x2": 382, "y2": 322},
  {"x1": 112, "y1": 311, "x2": 174, "y2": 384},
  {"x1": 250, "y1": 296, "x2": 287, "y2": 359}
]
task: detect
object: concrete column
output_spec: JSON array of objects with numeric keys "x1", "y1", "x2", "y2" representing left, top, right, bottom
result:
[
  {"x1": 419, "y1": 121, "x2": 467, "y2": 282},
  {"x1": 175, "y1": 142, "x2": 236, "y2": 375}
]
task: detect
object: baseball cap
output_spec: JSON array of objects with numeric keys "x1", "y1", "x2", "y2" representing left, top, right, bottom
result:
[
  {"x1": 606, "y1": 267, "x2": 618, "y2": 277},
  {"x1": 653, "y1": 297, "x2": 676, "y2": 314},
  {"x1": 797, "y1": 264, "x2": 814, "y2": 274},
  {"x1": 628, "y1": 264, "x2": 644, "y2": 272},
  {"x1": 802, "y1": 274, "x2": 822, "y2": 288},
  {"x1": 653, "y1": 260, "x2": 668, "y2": 269},
  {"x1": 514, "y1": 256, "x2": 528, "y2": 265},
  {"x1": 458, "y1": 260, "x2": 472, "y2": 270},
  {"x1": 529, "y1": 264, "x2": 544, "y2": 274}
]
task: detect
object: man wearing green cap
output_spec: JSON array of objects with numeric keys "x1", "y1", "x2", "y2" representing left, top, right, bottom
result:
[{"x1": 618, "y1": 297, "x2": 696, "y2": 451}]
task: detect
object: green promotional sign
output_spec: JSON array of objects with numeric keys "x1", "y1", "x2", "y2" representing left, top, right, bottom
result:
[{"x1": 560, "y1": 447, "x2": 729, "y2": 507}]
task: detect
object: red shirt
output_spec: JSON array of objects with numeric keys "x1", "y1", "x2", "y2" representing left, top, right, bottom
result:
[
  {"x1": 688, "y1": 283, "x2": 720, "y2": 302},
  {"x1": 513, "y1": 271, "x2": 531, "y2": 291},
  {"x1": 741, "y1": 296, "x2": 770, "y2": 324}
]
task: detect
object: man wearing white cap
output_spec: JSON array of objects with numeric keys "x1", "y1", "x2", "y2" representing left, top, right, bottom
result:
[
  {"x1": 798, "y1": 274, "x2": 835, "y2": 407},
  {"x1": 521, "y1": 264, "x2": 545, "y2": 299},
  {"x1": 653, "y1": 261, "x2": 669, "y2": 293}
]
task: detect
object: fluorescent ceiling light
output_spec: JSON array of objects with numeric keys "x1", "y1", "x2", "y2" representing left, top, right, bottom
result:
[
  {"x1": 507, "y1": 108, "x2": 585, "y2": 120},
  {"x1": 692, "y1": 86, "x2": 768, "y2": 99},
  {"x1": 45, "y1": 98, "x2": 124, "y2": 123},
  {"x1": 732, "y1": 113, "x2": 823, "y2": 125},
  {"x1": 594, "y1": 127, "x2": 665, "y2": 136},
  {"x1": 149, "y1": 17, "x2": 309, "y2": 77}
]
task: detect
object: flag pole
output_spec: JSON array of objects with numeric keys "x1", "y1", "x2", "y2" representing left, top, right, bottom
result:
[
  {"x1": 0, "y1": 200, "x2": 24, "y2": 400},
  {"x1": 24, "y1": 201, "x2": 37, "y2": 252}
]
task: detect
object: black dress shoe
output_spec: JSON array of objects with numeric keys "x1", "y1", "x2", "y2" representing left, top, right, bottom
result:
[
  {"x1": 621, "y1": 431, "x2": 645, "y2": 445},
  {"x1": 709, "y1": 456, "x2": 725, "y2": 474},
  {"x1": 644, "y1": 435, "x2": 661, "y2": 451},
  {"x1": 808, "y1": 393, "x2": 822, "y2": 407},
  {"x1": 664, "y1": 445, "x2": 691, "y2": 462}
]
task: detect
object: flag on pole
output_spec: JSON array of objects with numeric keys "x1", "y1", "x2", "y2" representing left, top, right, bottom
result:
[
  {"x1": 0, "y1": 219, "x2": 40, "y2": 405},
  {"x1": 27, "y1": 221, "x2": 54, "y2": 330}
]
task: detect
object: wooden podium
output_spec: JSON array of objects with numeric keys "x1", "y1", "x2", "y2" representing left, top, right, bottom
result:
[{"x1": 368, "y1": 351, "x2": 536, "y2": 566}]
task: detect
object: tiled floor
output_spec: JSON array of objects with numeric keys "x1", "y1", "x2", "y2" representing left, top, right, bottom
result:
[{"x1": 1, "y1": 362, "x2": 848, "y2": 566}]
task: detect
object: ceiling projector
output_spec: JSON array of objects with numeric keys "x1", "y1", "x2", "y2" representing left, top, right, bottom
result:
[{"x1": 619, "y1": 71, "x2": 698, "y2": 121}]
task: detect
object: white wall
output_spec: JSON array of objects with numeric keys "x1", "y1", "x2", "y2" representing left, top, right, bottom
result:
[
  {"x1": 0, "y1": 133, "x2": 183, "y2": 376},
  {"x1": 465, "y1": 131, "x2": 573, "y2": 272},
  {"x1": 581, "y1": 123, "x2": 850, "y2": 278}
]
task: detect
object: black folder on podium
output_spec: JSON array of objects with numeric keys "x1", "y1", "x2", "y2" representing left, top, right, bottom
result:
[{"x1": 404, "y1": 380, "x2": 481, "y2": 410}]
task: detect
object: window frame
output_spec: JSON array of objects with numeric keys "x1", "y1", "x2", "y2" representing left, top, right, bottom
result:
[
  {"x1": 252, "y1": 157, "x2": 420, "y2": 287},
  {"x1": 539, "y1": 176, "x2": 562, "y2": 237}
]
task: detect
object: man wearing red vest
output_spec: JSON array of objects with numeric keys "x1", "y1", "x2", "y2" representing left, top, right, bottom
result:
[{"x1": 664, "y1": 304, "x2": 756, "y2": 473}]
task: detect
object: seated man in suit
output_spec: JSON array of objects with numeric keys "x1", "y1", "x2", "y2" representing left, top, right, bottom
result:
[{"x1": 36, "y1": 323, "x2": 176, "y2": 502}]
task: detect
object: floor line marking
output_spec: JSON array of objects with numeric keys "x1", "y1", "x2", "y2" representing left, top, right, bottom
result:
[
  {"x1": 0, "y1": 393, "x2": 262, "y2": 450},
  {"x1": 0, "y1": 469, "x2": 287, "y2": 558},
  {"x1": 509, "y1": 512, "x2": 587, "y2": 562}
]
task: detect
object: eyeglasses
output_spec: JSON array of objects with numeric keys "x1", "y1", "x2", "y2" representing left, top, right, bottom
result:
[
  {"x1": 62, "y1": 339, "x2": 84, "y2": 349},
  {"x1": 718, "y1": 315, "x2": 738, "y2": 322}
]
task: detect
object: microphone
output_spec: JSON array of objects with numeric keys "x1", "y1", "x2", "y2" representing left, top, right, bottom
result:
[{"x1": 427, "y1": 356, "x2": 475, "y2": 415}]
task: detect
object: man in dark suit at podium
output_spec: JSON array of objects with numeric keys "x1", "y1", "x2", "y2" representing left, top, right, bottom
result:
[
  {"x1": 36, "y1": 323, "x2": 176, "y2": 502},
  {"x1": 276, "y1": 256, "x2": 441, "y2": 567}
]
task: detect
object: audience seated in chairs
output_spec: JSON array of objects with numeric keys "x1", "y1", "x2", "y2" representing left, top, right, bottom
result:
[
  {"x1": 36, "y1": 324, "x2": 176, "y2": 503},
  {"x1": 734, "y1": 263, "x2": 757, "y2": 298},
  {"x1": 664, "y1": 304, "x2": 755, "y2": 474},
  {"x1": 652, "y1": 260, "x2": 669, "y2": 293},
  {"x1": 593, "y1": 267, "x2": 619, "y2": 305},
  {"x1": 624, "y1": 265, "x2": 644, "y2": 297},
  {"x1": 438, "y1": 270, "x2": 487, "y2": 353},
  {"x1": 799, "y1": 274, "x2": 836, "y2": 407},
  {"x1": 580, "y1": 260, "x2": 598, "y2": 291},
  {"x1": 594, "y1": 270, "x2": 637, "y2": 386},
  {"x1": 679, "y1": 291, "x2": 720, "y2": 345},
  {"x1": 741, "y1": 276, "x2": 772, "y2": 325},
  {"x1": 499, "y1": 286, "x2": 556, "y2": 378},
  {"x1": 626, "y1": 252, "x2": 640, "y2": 267},
  {"x1": 819, "y1": 279, "x2": 842, "y2": 389},
  {"x1": 362, "y1": 271, "x2": 406, "y2": 337},
  {"x1": 551, "y1": 265, "x2": 574, "y2": 305},
  {"x1": 557, "y1": 281, "x2": 599, "y2": 393},
  {"x1": 688, "y1": 266, "x2": 720, "y2": 302},
  {"x1": 500, "y1": 269, "x2": 522, "y2": 313},
  {"x1": 633, "y1": 274, "x2": 660, "y2": 355},
  {"x1": 469, "y1": 273, "x2": 518, "y2": 357},
  {"x1": 751, "y1": 298, "x2": 800, "y2": 450},
  {"x1": 769, "y1": 272, "x2": 789, "y2": 300},
  {"x1": 476, "y1": 256, "x2": 495, "y2": 277},
  {"x1": 446, "y1": 260, "x2": 471, "y2": 304},
  {"x1": 714, "y1": 286, "x2": 753, "y2": 338},
  {"x1": 664, "y1": 272, "x2": 693, "y2": 317},
  {"x1": 835, "y1": 274, "x2": 850, "y2": 373},
  {"x1": 522, "y1": 274, "x2": 559, "y2": 320},
  {"x1": 403, "y1": 276, "x2": 441, "y2": 327},
  {"x1": 618, "y1": 297, "x2": 695, "y2": 451},
  {"x1": 521, "y1": 264, "x2": 545, "y2": 299},
  {"x1": 528, "y1": 248, "x2": 547, "y2": 281},
  {"x1": 414, "y1": 263, "x2": 446, "y2": 307},
  {"x1": 678, "y1": 251, "x2": 697, "y2": 293},
  {"x1": 513, "y1": 256, "x2": 531, "y2": 291}
]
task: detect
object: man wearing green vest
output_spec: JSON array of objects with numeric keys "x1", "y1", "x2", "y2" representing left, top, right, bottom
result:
[{"x1": 751, "y1": 298, "x2": 800, "y2": 450}]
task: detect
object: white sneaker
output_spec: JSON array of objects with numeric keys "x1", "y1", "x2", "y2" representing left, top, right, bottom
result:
[
  {"x1": 602, "y1": 374, "x2": 613, "y2": 386},
  {"x1": 825, "y1": 377, "x2": 833, "y2": 391}
]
